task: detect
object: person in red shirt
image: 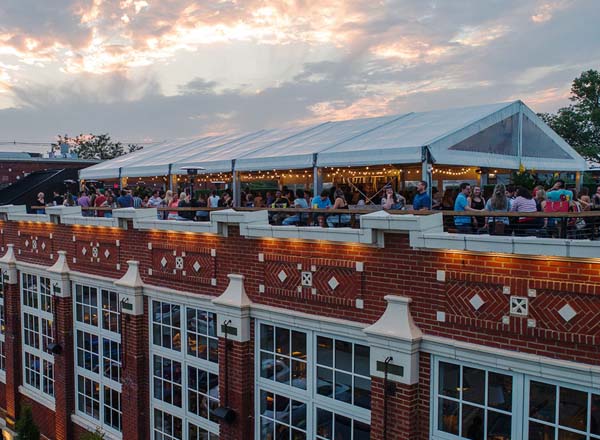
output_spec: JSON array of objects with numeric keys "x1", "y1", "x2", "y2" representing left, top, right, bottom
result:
[{"x1": 94, "y1": 189, "x2": 107, "y2": 217}]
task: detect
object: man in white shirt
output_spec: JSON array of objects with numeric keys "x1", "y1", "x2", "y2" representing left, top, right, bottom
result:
[{"x1": 208, "y1": 190, "x2": 220, "y2": 208}]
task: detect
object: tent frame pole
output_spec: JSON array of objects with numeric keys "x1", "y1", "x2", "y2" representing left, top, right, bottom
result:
[
  {"x1": 312, "y1": 154, "x2": 322, "y2": 197},
  {"x1": 232, "y1": 160, "x2": 241, "y2": 207},
  {"x1": 421, "y1": 147, "x2": 433, "y2": 206}
]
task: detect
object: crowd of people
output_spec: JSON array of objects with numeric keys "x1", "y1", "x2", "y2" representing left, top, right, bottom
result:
[
  {"x1": 450, "y1": 180, "x2": 600, "y2": 238},
  {"x1": 31, "y1": 180, "x2": 600, "y2": 236}
]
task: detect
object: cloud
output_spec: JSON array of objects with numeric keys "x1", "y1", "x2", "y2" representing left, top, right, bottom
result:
[{"x1": 531, "y1": 0, "x2": 574, "y2": 23}]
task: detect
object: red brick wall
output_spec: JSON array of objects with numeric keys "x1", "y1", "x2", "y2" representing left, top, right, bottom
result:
[
  {"x1": 19, "y1": 394, "x2": 56, "y2": 440},
  {"x1": 0, "y1": 218, "x2": 599, "y2": 439}
]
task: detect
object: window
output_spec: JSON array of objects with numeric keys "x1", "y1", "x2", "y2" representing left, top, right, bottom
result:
[
  {"x1": 435, "y1": 361, "x2": 514, "y2": 440},
  {"x1": 256, "y1": 322, "x2": 371, "y2": 439},
  {"x1": 20, "y1": 273, "x2": 54, "y2": 399},
  {"x1": 316, "y1": 336, "x2": 370, "y2": 410},
  {"x1": 432, "y1": 358, "x2": 600, "y2": 440},
  {"x1": 150, "y1": 300, "x2": 219, "y2": 440},
  {"x1": 528, "y1": 381, "x2": 600, "y2": 439},
  {"x1": 259, "y1": 390, "x2": 307, "y2": 439},
  {"x1": 259, "y1": 324, "x2": 307, "y2": 389},
  {"x1": 74, "y1": 282, "x2": 121, "y2": 434}
]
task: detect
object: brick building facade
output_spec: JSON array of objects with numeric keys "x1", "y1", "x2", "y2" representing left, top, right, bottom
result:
[
  {"x1": 0, "y1": 158, "x2": 97, "y2": 188},
  {"x1": 0, "y1": 205, "x2": 598, "y2": 440}
]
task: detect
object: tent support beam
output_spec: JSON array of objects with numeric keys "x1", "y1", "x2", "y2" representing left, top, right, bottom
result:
[
  {"x1": 312, "y1": 154, "x2": 322, "y2": 197},
  {"x1": 232, "y1": 160, "x2": 241, "y2": 207},
  {"x1": 167, "y1": 164, "x2": 173, "y2": 192}
]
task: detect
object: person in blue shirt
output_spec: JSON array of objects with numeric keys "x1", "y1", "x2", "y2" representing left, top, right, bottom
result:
[
  {"x1": 283, "y1": 189, "x2": 309, "y2": 225},
  {"x1": 311, "y1": 190, "x2": 333, "y2": 209},
  {"x1": 454, "y1": 182, "x2": 482, "y2": 233},
  {"x1": 412, "y1": 180, "x2": 431, "y2": 210}
]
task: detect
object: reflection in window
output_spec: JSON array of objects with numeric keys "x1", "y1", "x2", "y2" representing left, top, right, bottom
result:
[
  {"x1": 436, "y1": 361, "x2": 513, "y2": 440},
  {"x1": 316, "y1": 336, "x2": 371, "y2": 410},
  {"x1": 260, "y1": 324, "x2": 307, "y2": 390},
  {"x1": 260, "y1": 389, "x2": 307, "y2": 440},
  {"x1": 529, "y1": 381, "x2": 598, "y2": 439}
]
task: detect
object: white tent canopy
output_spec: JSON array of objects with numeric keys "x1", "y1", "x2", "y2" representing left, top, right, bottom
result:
[{"x1": 79, "y1": 100, "x2": 587, "y2": 180}]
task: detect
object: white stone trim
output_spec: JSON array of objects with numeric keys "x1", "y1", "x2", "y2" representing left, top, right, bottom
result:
[
  {"x1": 421, "y1": 335, "x2": 600, "y2": 389},
  {"x1": 411, "y1": 231, "x2": 600, "y2": 259},
  {"x1": 18, "y1": 385, "x2": 55, "y2": 411},
  {"x1": 71, "y1": 414, "x2": 122, "y2": 440}
]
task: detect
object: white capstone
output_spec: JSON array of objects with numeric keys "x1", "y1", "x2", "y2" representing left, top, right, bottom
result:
[
  {"x1": 469, "y1": 294, "x2": 485, "y2": 311},
  {"x1": 436, "y1": 311, "x2": 446, "y2": 322},
  {"x1": 356, "y1": 298, "x2": 364, "y2": 309},
  {"x1": 436, "y1": 270, "x2": 446, "y2": 282},
  {"x1": 558, "y1": 304, "x2": 577, "y2": 322}
]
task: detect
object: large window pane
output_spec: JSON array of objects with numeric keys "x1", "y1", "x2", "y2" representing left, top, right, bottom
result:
[
  {"x1": 530, "y1": 381, "x2": 556, "y2": 423},
  {"x1": 487, "y1": 410, "x2": 511, "y2": 440},
  {"x1": 559, "y1": 387, "x2": 587, "y2": 432},
  {"x1": 488, "y1": 372, "x2": 512, "y2": 411},
  {"x1": 438, "y1": 398, "x2": 459, "y2": 435},
  {"x1": 461, "y1": 404, "x2": 484, "y2": 440},
  {"x1": 462, "y1": 367, "x2": 485, "y2": 405},
  {"x1": 439, "y1": 362, "x2": 460, "y2": 398}
]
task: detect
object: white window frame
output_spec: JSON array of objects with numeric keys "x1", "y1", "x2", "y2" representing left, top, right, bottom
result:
[
  {"x1": 254, "y1": 319, "x2": 372, "y2": 440},
  {"x1": 149, "y1": 296, "x2": 220, "y2": 440},
  {"x1": 73, "y1": 281, "x2": 122, "y2": 438},
  {"x1": 20, "y1": 272, "x2": 54, "y2": 402},
  {"x1": 431, "y1": 356, "x2": 600, "y2": 440}
]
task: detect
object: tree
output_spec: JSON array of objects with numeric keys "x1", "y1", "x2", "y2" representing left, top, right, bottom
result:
[
  {"x1": 52, "y1": 133, "x2": 143, "y2": 160},
  {"x1": 15, "y1": 405, "x2": 40, "y2": 440},
  {"x1": 539, "y1": 69, "x2": 600, "y2": 162}
]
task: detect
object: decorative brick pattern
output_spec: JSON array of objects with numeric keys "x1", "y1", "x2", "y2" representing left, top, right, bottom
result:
[{"x1": 151, "y1": 246, "x2": 216, "y2": 285}]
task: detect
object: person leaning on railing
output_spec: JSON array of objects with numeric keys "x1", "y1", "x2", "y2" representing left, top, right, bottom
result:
[
  {"x1": 311, "y1": 190, "x2": 332, "y2": 227},
  {"x1": 453, "y1": 182, "x2": 483, "y2": 234},
  {"x1": 483, "y1": 183, "x2": 512, "y2": 235},
  {"x1": 510, "y1": 187, "x2": 543, "y2": 234},
  {"x1": 282, "y1": 189, "x2": 309, "y2": 225},
  {"x1": 327, "y1": 189, "x2": 351, "y2": 227}
]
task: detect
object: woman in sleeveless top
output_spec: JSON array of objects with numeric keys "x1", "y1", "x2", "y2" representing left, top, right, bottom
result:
[
  {"x1": 327, "y1": 188, "x2": 351, "y2": 227},
  {"x1": 470, "y1": 186, "x2": 486, "y2": 229}
]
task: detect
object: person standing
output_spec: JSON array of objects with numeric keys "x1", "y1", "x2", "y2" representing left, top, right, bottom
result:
[
  {"x1": 454, "y1": 183, "x2": 481, "y2": 233},
  {"x1": 469, "y1": 185, "x2": 486, "y2": 230},
  {"x1": 208, "y1": 190, "x2": 220, "y2": 208},
  {"x1": 412, "y1": 180, "x2": 432, "y2": 210},
  {"x1": 94, "y1": 189, "x2": 107, "y2": 218}
]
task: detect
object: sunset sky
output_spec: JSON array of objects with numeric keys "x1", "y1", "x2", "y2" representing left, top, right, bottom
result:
[{"x1": 0, "y1": 0, "x2": 598, "y2": 152}]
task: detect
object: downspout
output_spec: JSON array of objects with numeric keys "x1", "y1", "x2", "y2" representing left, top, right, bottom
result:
[{"x1": 383, "y1": 356, "x2": 394, "y2": 440}]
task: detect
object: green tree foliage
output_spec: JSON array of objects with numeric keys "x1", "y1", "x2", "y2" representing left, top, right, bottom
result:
[
  {"x1": 15, "y1": 405, "x2": 40, "y2": 440},
  {"x1": 540, "y1": 69, "x2": 600, "y2": 162},
  {"x1": 52, "y1": 133, "x2": 143, "y2": 160}
]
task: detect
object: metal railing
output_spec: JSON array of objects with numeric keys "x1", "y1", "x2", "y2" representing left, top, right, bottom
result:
[{"x1": 28, "y1": 205, "x2": 600, "y2": 240}]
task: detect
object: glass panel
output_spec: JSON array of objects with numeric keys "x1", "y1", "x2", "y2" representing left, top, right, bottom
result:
[
  {"x1": 274, "y1": 394, "x2": 290, "y2": 423},
  {"x1": 275, "y1": 327, "x2": 289, "y2": 356},
  {"x1": 522, "y1": 114, "x2": 572, "y2": 159},
  {"x1": 487, "y1": 410, "x2": 511, "y2": 440},
  {"x1": 439, "y1": 362, "x2": 460, "y2": 398},
  {"x1": 529, "y1": 421, "x2": 555, "y2": 440},
  {"x1": 353, "y1": 420, "x2": 370, "y2": 440},
  {"x1": 354, "y1": 376, "x2": 371, "y2": 410},
  {"x1": 275, "y1": 424, "x2": 289, "y2": 440},
  {"x1": 260, "y1": 390, "x2": 273, "y2": 416},
  {"x1": 559, "y1": 387, "x2": 587, "y2": 432},
  {"x1": 463, "y1": 367, "x2": 485, "y2": 405},
  {"x1": 291, "y1": 400, "x2": 306, "y2": 429},
  {"x1": 260, "y1": 352, "x2": 274, "y2": 380},
  {"x1": 438, "y1": 397, "x2": 459, "y2": 435},
  {"x1": 558, "y1": 429, "x2": 586, "y2": 440},
  {"x1": 317, "y1": 336, "x2": 333, "y2": 367},
  {"x1": 261, "y1": 418, "x2": 274, "y2": 440},
  {"x1": 353, "y1": 344, "x2": 370, "y2": 377},
  {"x1": 275, "y1": 355, "x2": 290, "y2": 384},
  {"x1": 591, "y1": 394, "x2": 600, "y2": 435},
  {"x1": 261, "y1": 324, "x2": 274, "y2": 351},
  {"x1": 291, "y1": 331, "x2": 306, "y2": 360},
  {"x1": 334, "y1": 340, "x2": 352, "y2": 372},
  {"x1": 334, "y1": 414, "x2": 351, "y2": 440},
  {"x1": 334, "y1": 371, "x2": 352, "y2": 403},
  {"x1": 317, "y1": 367, "x2": 333, "y2": 398},
  {"x1": 449, "y1": 115, "x2": 517, "y2": 156},
  {"x1": 461, "y1": 404, "x2": 484, "y2": 440},
  {"x1": 488, "y1": 372, "x2": 512, "y2": 411},
  {"x1": 291, "y1": 360, "x2": 307, "y2": 389},
  {"x1": 530, "y1": 381, "x2": 556, "y2": 422},
  {"x1": 316, "y1": 408, "x2": 333, "y2": 439}
]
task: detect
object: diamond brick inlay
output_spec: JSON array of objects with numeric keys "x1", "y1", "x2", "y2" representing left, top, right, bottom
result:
[
  {"x1": 193, "y1": 261, "x2": 201, "y2": 272},
  {"x1": 469, "y1": 294, "x2": 485, "y2": 311},
  {"x1": 104, "y1": 249, "x2": 110, "y2": 259},
  {"x1": 328, "y1": 276, "x2": 339, "y2": 291},
  {"x1": 445, "y1": 281, "x2": 504, "y2": 321},
  {"x1": 558, "y1": 303, "x2": 577, "y2": 322},
  {"x1": 82, "y1": 247, "x2": 87, "y2": 256},
  {"x1": 278, "y1": 270, "x2": 288, "y2": 282},
  {"x1": 160, "y1": 257, "x2": 168, "y2": 267}
]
